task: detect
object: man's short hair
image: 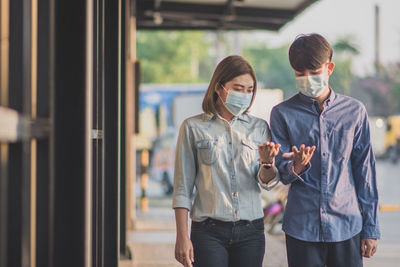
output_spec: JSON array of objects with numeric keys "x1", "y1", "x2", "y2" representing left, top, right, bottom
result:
[{"x1": 289, "y1": 33, "x2": 333, "y2": 71}]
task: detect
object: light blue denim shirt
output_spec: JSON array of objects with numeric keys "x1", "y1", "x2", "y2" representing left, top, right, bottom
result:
[
  {"x1": 172, "y1": 113, "x2": 279, "y2": 222},
  {"x1": 270, "y1": 90, "x2": 380, "y2": 242}
]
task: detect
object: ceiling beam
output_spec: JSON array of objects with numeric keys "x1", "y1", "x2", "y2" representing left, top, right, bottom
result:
[{"x1": 136, "y1": 0, "x2": 317, "y2": 30}]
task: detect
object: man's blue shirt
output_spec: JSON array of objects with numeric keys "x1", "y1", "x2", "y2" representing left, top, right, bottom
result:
[{"x1": 270, "y1": 90, "x2": 380, "y2": 242}]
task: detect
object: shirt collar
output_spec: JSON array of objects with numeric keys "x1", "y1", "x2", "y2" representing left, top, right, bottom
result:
[
  {"x1": 203, "y1": 112, "x2": 250, "y2": 123},
  {"x1": 297, "y1": 87, "x2": 336, "y2": 107},
  {"x1": 325, "y1": 88, "x2": 336, "y2": 107}
]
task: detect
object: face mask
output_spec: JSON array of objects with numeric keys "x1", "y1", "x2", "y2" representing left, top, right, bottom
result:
[
  {"x1": 219, "y1": 85, "x2": 252, "y2": 116},
  {"x1": 295, "y1": 74, "x2": 327, "y2": 98}
]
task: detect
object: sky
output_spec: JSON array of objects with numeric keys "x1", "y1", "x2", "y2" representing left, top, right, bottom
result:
[{"x1": 251, "y1": 0, "x2": 400, "y2": 76}]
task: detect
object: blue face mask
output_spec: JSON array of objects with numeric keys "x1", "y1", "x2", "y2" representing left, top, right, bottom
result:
[
  {"x1": 295, "y1": 74, "x2": 327, "y2": 98},
  {"x1": 219, "y1": 85, "x2": 252, "y2": 116}
]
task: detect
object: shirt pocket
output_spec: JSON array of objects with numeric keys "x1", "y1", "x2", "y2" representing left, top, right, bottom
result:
[
  {"x1": 241, "y1": 139, "x2": 259, "y2": 165},
  {"x1": 331, "y1": 129, "x2": 353, "y2": 159},
  {"x1": 196, "y1": 138, "x2": 219, "y2": 165}
]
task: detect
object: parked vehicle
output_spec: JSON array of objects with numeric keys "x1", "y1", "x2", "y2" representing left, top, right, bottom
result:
[
  {"x1": 385, "y1": 115, "x2": 400, "y2": 163},
  {"x1": 261, "y1": 184, "x2": 288, "y2": 234},
  {"x1": 149, "y1": 129, "x2": 177, "y2": 195},
  {"x1": 369, "y1": 116, "x2": 386, "y2": 158}
]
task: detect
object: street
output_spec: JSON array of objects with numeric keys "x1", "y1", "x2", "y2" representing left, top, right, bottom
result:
[{"x1": 132, "y1": 159, "x2": 400, "y2": 267}]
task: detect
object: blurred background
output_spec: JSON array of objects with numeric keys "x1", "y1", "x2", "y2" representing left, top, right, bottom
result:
[
  {"x1": 1, "y1": 0, "x2": 399, "y2": 266},
  {"x1": 134, "y1": 1, "x2": 400, "y2": 266}
]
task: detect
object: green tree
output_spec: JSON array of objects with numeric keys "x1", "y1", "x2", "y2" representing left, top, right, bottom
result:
[
  {"x1": 330, "y1": 35, "x2": 360, "y2": 95},
  {"x1": 137, "y1": 31, "x2": 212, "y2": 83},
  {"x1": 243, "y1": 43, "x2": 296, "y2": 98}
]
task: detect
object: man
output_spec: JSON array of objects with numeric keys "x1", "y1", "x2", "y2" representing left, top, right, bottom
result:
[{"x1": 270, "y1": 33, "x2": 380, "y2": 267}]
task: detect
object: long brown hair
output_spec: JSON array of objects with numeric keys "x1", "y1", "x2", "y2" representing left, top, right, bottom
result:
[{"x1": 202, "y1": 55, "x2": 257, "y2": 115}]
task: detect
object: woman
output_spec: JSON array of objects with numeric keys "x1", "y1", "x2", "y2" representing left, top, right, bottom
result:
[{"x1": 173, "y1": 55, "x2": 280, "y2": 267}]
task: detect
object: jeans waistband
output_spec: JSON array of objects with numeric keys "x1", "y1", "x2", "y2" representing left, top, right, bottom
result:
[{"x1": 196, "y1": 217, "x2": 264, "y2": 227}]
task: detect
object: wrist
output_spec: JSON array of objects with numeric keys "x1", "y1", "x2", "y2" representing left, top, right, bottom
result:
[
  {"x1": 293, "y1": 162, "x2": 306, "y2": 174},
  {"x1": 260, "y1": 158, "x2": 274, "y2": 165},
  {"x1": 177, "y1": 232, "x2": 190, "y2": 240}
]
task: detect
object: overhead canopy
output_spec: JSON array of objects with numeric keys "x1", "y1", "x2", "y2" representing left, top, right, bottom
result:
[{"x1": 136, "y1": 0, "x2": 319, "y2": 30}]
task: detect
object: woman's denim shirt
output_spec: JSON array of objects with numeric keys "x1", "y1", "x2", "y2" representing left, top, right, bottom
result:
[{"x1": 172, "y1": 113, "x2": 279, "y2": 222}]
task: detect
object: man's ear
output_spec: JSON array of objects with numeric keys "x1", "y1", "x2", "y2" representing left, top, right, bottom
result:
[{"x1": 327, "y1": 61, "x2": 335, "y2": 75}]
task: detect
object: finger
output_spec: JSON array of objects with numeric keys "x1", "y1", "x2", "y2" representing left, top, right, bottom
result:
[
  {"x1": 189, "y1": 246, "x2": 194, "y2": 262},
  {"x1": 371, "y1": 245, "x2": 377, "y2": 257},
  {"x1": 180, "y1": 254, "x2": 187, "y2": 265},
  {"x1": 185, "y1": 258, "x2": 192, "y2": 267},
  {"x1": 305, "y1": 147, "x2": 310, "y2": 154},
  {"x1": 310, "y1": 146, "x2": 316, "y2": 153},
  {"x1": 299, "y1": 144, "x2": 305, "y2": 153},
  {"x1": 282, "y1": 152, "x2": 294, "y2": 158},
  {"x1": 274, "y1": 144, "x2": 281, "y2": 155},
  {"x1": 292, "y1": 146, "x2": 299, "y2": 153},
  {"x1": 361, "y1": 240, "x2": 366, "y2": 256},
  {"x1": 365, "y1": 245, "x2": 373, "y2": 258},
  {"x1": 269, "y1": 142, "x2": 275, "y2": 147},
  {"x1": 275, "y1": 144, "x2": 281, "y2": 155}
]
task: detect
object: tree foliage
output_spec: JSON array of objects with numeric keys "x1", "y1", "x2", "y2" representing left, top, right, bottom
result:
[
  {"x1": 137, "y1": 31, "x2": 212, "y2": 83},
  {"x1": 243, "y1": 43, "x2": 296, "y2": 97},
  {"x1": 136, "y1": 31, "x2": 400, "y2": 115}
]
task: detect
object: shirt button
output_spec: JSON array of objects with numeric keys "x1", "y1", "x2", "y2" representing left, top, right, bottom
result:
[
  {"x1": 231, "y1": 175, "x2": 235, "y2": 179},
  {"x1": 229, "y1": 141, "x2": 232, "y2": 145},
  {"x1": 232, "y1": 192, "x2": 238, "y2": 197},
  {"x1": 322, "y1": 152, "x2": 327, "y2": 157},
  {"x1": 235, "y1": 210, "x2": 239, "y2": 215}
]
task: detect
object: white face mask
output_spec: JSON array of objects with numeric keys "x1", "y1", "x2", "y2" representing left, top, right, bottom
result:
[
  {"x1": 219, "y1": 85, "x2": 252, "y2": 116},
  {"x1": 295, "y1": 74, "x2": 327, "y2": 98}
]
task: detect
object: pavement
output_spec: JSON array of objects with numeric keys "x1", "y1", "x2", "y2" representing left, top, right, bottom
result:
[
  {"x1": 128, "y1": 159, "x2": 400, "y2": 267},
  {"x1": 127, "y1": 198, "x2": 288, "y2": 267}
]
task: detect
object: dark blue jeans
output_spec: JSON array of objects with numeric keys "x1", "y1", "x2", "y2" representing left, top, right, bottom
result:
[
  {"x1": 190, "y1": 217, "x2": 265, "y2": 267},
  {"x1": 286, "y1": 233, "x2": 363, "y2": 267}
]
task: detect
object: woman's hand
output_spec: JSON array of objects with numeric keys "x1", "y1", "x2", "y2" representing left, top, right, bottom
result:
[
  {"x1": 174, "y1": 208, "x2": 194, "y2": 267},
  {"x1": 258, "y1": 141, "x2": 281, "y2": 164},
  {"x1": 175, "y1": 235, "x2": 194, "y2": 267}
]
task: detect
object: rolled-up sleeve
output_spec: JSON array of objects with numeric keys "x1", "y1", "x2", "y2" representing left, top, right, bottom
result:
[
  {"x1": 351, "y1": 109, "x2": 381, "y2": 239},
  {"x1": 257, "y1": 165, "x2": 280, "y2": 190},
  {"x1": 172, "y1": 120, "x2": 197, "y2": 211}
]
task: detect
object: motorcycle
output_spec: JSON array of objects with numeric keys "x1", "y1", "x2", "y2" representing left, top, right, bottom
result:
[{"x1": 262, "y1": 184, "x2": 288, "y2": 234}]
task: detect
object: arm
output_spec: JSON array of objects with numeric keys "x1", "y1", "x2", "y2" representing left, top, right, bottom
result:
[
  {"x1": 257, "y1": 122, "x2": 280, "y2": 190},
  {"x1": 351, "y1": 109, "x2": 380, "y2": 256},
  {"x1": 172, "y1": 121, "x2": 197, "y2": 211},
  {"x1": 270, "y1": 107, "x2": 312, "y2": 184},
  {"x1": 172, "y1": 121, "x2": 196, "y2": 266},
  {"x1": 174, "y1": 208, "x2": 194, "y2": 266}
]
